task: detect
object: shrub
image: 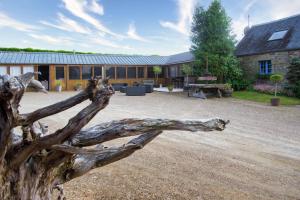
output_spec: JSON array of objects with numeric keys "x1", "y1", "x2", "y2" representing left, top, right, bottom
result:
[
  {"x1": 286, "y1": 58, "x2": 300, "y2": 98},
  {"x1": 256, "y1": 73, "x2": 272, "y2": 80},
  {"x1": 293, "y1": 81, "x2": 300, "y2": 98},
  {"x1": 55, "y1": 80, "x2": 62, "y2": 86},
  {"x1": 230, "y1": 79, "x2": 251, "y2": 91},
  {"x1": 253, "y1": 83, "x2": 276, "y2": 94},
  {"x1": 286, "y1": 58, "x2": 300, "y2": 85}
]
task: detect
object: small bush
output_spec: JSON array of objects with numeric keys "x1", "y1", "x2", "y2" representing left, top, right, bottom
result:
[
  {"x1": 270, "y1": 74, "x2": 284, "y2": 83},
  {"x1": 230, "y1": 79, "x2": 251, "y2": 91},
  {"x1": 293, "y1": 81, "x2": 300, "y2": 98},
  {"x1": 256, "y1": 73, "x2": 272, "y2": 80}
]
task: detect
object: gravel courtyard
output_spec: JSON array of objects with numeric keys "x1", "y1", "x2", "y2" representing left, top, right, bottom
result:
[{"x1": 20, "y1": 91, "x2": 300, "y2": 200}]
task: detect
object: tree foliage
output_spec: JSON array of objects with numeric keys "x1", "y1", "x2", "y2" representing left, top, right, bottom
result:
[
  {"x1": 181, "y1": 64, "x2": 193, "y2": 76},
  {"x1": 191, "y1": 0, "x2": 241, "y2": 83},
  {"x1": 286, "y1": 58, "x2": 300, "y2": 98},
  {"x1": 153, "y1": 65, "x2": 162, "y2": 84},
  {"x1": 286, "y1": 58, "x2": 300, "y2": 85}
]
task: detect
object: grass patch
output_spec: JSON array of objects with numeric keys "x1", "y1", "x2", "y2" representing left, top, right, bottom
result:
[{"x1": 232, "y1": 91, "x2": 300, "y2": 105}]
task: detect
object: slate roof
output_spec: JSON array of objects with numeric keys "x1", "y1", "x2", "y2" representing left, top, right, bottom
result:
[
  {"x1": 0, "y1": 51, "x2": 194, "y2": 65},
  {"x1": 235, "y1": 14, "x2": 300, "y2": 56}
]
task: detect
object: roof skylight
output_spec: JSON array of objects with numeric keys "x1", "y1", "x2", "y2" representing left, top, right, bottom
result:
[{"x1": 268, "y1": 30, "x2": 288, "y2": 41}]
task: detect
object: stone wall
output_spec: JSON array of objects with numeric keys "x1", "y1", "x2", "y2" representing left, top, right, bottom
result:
[{"x1": 238, "y1": 50, "x2": 300, "y2": 79}]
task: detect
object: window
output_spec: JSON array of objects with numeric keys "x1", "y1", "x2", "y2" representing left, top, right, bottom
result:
[
  {"x1": 170, "y1": 66, "x2": 177, "y2": 77},
  {"x1": 268, "y1": 30, "x2": 288, "y2": 41},
  {"x1": 10, "y1": 66, "x2": 21, "y2": 76},
  {"x1": 106, "y1": 67, "x2": 115, "y2": 79},
  {"x1": 147, "y1": 67, "x2": 154, "y2": 78},
  {"x1": 94, "y1": 66, "x2": 102, "y2": 77},
  {"x1": 127, "y1": 67, "x2": 136, "y2": 78},
  {"x1": 23, "y1": 66, "x2": 34, "y2": 74},
  {"x1": 116, "y1": 67, "x2": 126, "y2": 79},
  {"x1": 259, "y1": 60, "x2": 272, "y2": 74},
  {"x1": 82, "y1": 66, "x2": 92, "y2": 80},
  {"x1": 56, "y1": 66, "x2": 64, "y2": 80},
  {"x1": 137, "y1": 67, "x2": 144, "y2": 78},
  {"x1": 0, "y1": 66, "x2": 7, "y2": 75},
  {"x1": 69, "y1": 66, "x2": 80, "y2": 80}
]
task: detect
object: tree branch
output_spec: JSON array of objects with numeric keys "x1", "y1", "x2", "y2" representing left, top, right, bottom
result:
[
  {"x1": 61, "y1": 131, "x2": 162, "y2": 183},
  {"x1": 56, "y1": 118, "x2": 228, "y2": 183},
  {"x1": 69, "y1": 118, "x2": 229, "y2": 147},
  {"x1": 8, "y1": 78, "x2": 114, "y2": 167}
]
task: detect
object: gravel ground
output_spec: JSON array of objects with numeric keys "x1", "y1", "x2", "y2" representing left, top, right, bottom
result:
[{"x1": 20, "y1": 91, "x2": 300, "y2": 200}]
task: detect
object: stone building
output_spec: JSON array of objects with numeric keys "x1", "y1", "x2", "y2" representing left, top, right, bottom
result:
[{"x1": 235, "y1": 14, "x2": 300, "y2": 79}]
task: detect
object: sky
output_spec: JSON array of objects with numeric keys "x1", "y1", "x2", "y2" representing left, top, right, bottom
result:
[{"x1": 0, "y1": 0, "x2": 300, "y2": 55}]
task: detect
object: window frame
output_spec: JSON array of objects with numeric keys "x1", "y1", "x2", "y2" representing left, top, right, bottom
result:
[
  {"x1": 259, "y1": 60, "x2": 272, "y2": 75},
  {"x1": 127, "y1": 67, "x2": 137, "y2": 79},
  {"x1": 0, "y1": 66, "x2": 7, "y2": 75},
  {"x1": 69, "y1": 66, "x2": 81, "y2": 80},
  {"x1": 82, "y1": 66, "x2": 92, "y2": 80},
  {"x1": 137, "y1": 67, "x2": 144, "y2": 78},
  {"x1": 23, "y1": 65, "x2": 34, "y2": 74},
  {"x1": 106, "y1": 67, "x2": 115, "y2": 79},
  {"x1": 94, "y1": 66, "x2": 102, "y2": 77},
  {"x1": 55, "y1": 66, "x2": 65, "y2": 80},
  {"x1": 116, "y1": 67, "x2": 126, "y2": 79},
  {"x1": 10, "y1": 66, "x2": 21, "y2": 76}
]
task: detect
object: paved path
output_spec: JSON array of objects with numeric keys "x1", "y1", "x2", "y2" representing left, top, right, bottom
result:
[{"x1": 20, "y1": 91, "x2": 300, "y2": 200}]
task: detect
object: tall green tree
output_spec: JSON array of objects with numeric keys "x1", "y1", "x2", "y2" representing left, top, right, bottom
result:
[{"x1": 191, "y1": 0, "x2": 239, "y2": 82}]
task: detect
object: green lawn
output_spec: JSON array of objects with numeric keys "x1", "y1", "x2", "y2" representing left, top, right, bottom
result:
[{"x1": 232, "y1": 91, "x2": 300, "y2": 105}]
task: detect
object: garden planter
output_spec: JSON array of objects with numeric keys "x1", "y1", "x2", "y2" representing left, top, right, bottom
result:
[
  {"x1": 222, "y1": 89, "x2": 233, "y2": 97},
  {"x1": 55, "y1": 85, "x2": 62, "y2": 92},
  {"x1": 270, "y1": 97, "x2": 280, "y2": 106}
]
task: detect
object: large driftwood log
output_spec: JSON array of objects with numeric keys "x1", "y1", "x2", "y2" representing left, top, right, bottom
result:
[{"x1": 0, "y1": 73, "x2": 229, "y2": 200}]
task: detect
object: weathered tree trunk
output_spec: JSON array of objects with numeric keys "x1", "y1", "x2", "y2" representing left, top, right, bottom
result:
[{"x1": 0, "y1": 73, "x2": 229, "y2": 200}]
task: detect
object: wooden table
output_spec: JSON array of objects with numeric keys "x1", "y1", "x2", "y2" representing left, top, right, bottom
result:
[{"x1": 187, "y1": 84, "x2": 226, "y2": 98}]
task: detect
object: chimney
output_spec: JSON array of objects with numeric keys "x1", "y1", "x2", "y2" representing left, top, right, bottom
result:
[{"x1": 244, "y1": 14, "x2": 251, "y2": 35}]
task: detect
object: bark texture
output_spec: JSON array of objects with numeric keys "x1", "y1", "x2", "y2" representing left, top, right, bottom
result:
[{"x1": 0, "y1": 73, "x2": 229, "y2": 200}]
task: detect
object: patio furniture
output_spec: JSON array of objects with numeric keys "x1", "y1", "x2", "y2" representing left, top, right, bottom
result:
[
  {"x1": 187, "y1": 84, "x2": 226, "y2": 99},
  {"x1": 126, "y1": 86, "x2": 146, "y2": 96},
  {"x1": 142, "y1": 80, "x2": 155, "y2": 86},
  {"x1": 120, "y1": 86, "x2": 127, "y2": 93},
  {"x1": 112, "y1": 83, "x2": 128, "y2": 91},
  {"x1": 143, "y1": 84, "x2": 153, "y2": 93}
]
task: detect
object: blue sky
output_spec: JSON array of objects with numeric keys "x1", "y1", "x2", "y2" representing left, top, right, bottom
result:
[{"x1": 0, "y1": 0, "x2": 300, "y2": 55}]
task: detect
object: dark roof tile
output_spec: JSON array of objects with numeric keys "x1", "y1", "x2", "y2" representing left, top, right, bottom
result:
[{"x1": 235, "y1": 14, "x2": 300, "y2": 56}]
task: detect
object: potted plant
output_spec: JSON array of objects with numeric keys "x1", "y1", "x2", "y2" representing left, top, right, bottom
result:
[
  {"x1": 270, "y1": 74, "x2": 283, "y2": 106},
  {"x1": 55, "y1": 80, "x2": 62, "y2": 92},
  {"x1": 74, "y1": 82, "x2": 82, "y2": 91},
  {"x1": 167, "y1": 84, "x2": 174, "y2": 92},
  {"x1": 222, "y1": 83, "x2": 233, "y2": 97},
  {"x1": 153, "y1": 65, "x2": 162, "y2": 87}
]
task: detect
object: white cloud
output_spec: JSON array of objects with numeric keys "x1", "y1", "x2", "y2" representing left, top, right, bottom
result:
[
  {"x1": 28, "y1": 33, "x2": 72, "y2": 45},
  {"x1": 87, "y1": 0, "x2": 104, "y2": 15},
  {"x1": 0, "y1": 12, "x2": 37, "y2": 32},
  {"x1": 91, "y1": 37, "x2": 132, "y2": 50},
  {"x1": 127, "y1": 23, "x2": 150, "y2": 42},
  {"x1": 232, "y1": 0, "x2": 258, "y2": 40},
  {"x1": 232, "y1": 0, "x2": 300, "y2": 40},
  {"x1": 61, "y1": 0, "x2": 123, "y2": 38},
  {"x1": 263, "y1": 0, "x2": 300, "y2": 20},
  {"x1": 160, "y1": 0, "x2": 196, "y2": 35},
  {"x1": 40, "y1": 13, "x2": 91, "y2": 34}
]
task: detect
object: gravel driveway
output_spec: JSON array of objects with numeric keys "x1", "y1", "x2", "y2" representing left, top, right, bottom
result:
[{"x1": 20, "y1": 91, "x2": 300, "y2": 200}]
